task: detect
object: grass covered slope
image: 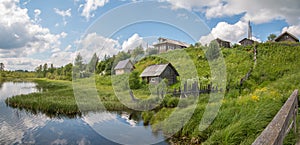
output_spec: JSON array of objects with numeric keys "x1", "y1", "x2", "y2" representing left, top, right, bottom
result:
[
  {"x1": 142, "y1": 43, "x2": 300, "y2": 144},
  {"x1": 5, "y1": 43, "x2": 300, "y2": 144}
]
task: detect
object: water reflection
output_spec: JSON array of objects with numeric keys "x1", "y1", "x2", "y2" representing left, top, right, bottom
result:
[{"x1": 0, "y1": 82, "x2": 168, "y2": 144}]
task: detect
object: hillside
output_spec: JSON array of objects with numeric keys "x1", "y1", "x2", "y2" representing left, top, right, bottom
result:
[
  {"x1": 6, "y1": 42, "x2": 300, "y2": 144},
  {"x1": 133, "y1": 43, "x2": 300, "y2": 144}
]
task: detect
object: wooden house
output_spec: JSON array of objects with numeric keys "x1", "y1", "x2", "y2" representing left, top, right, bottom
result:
[
  {"x1": 239, "y1": 38, "x2": 255, "y2": 46},
  {"x1": 114, "y1": 59, "x2": 135, "y2": 75},
  {"x1": 140, "y1": 63, "x2": 179, "y2": 85},
  {"x1": 274, "y1": 31, "x2": 299, "y2": 43},
  {"x1": 153, "y1": 37, "x2": 190, "y2": 54},
  {"x1": 212, "y1": 38, "x2": 231, "y2": 48}
]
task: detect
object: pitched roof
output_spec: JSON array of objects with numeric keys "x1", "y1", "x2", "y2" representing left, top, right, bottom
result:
[
  {"x1": 114, "y1": 59, "x2": 134, "y2": 70},
  {"x1": 140, "y1": 63, "x2": 179, "y2": 77},
  {"x1": 239, "y1": 38, "x2": 254, "y2": 43},
  {"x1": 274, "y1": 31, "x2": 299, "y2": 42},
  {"x1": 153, "y1": 37, "x2": 190, "y2": 48},
  {"x1": 215, "y1": 38, "x2": 230, "y2": 43}
]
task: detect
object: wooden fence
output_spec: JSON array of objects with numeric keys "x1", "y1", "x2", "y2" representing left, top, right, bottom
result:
[
  {"x1": 157, "y1": 81, "x2": 223, "y2": 98},
  {"x1": 252, "y1": 89, "x2": 298, "y2": 145}
]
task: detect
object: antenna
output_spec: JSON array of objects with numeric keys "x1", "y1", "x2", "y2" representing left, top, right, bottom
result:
[{"x1": 248, "y1": 20, "x2": 252, "y2": 40}]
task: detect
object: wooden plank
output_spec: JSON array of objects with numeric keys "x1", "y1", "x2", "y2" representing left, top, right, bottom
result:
[{"x1": 252, "y1": 90, "x2": 298, "y2": 145}]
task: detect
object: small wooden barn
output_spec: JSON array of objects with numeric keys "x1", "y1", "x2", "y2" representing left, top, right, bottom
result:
[
  {"x1": 239, "y1": 38, "x2": 255, "y2": 46},
  {"x1": 140, "y1": 63, "x2": 179, "y2": 85},
  {"x1": 213, "y1": 38, "x2": 231, "y2": 48},
  {"x1": 114, "y1": 59, "x2": 135, "y2": 75},
  {"x1": 274, "y1": 31, "x2": 299, "y2": 43}
]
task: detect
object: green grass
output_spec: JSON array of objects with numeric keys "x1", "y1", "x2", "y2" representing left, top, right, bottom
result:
[
  {"x1": 138, "y1": 43, "x2": 300, "y2": 144},
  {"x1": 4, "y1": 42, "x2": 300, "y2": 144}
]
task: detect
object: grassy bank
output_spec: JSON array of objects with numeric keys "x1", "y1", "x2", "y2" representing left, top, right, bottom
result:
[
  {"x1": 142, "y1": 43, "x2": 300, "y2": 144},
  {"x1": 4, "y1": 43, "x2": 300, "y2": 144}
]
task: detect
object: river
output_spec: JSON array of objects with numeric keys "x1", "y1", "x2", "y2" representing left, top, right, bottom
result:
[{"x1": 0, "y1": 82, "x2": 168, "y2": 145}]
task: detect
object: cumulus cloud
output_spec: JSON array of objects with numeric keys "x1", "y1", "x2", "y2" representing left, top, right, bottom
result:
[
  {"x1": 54, "y1": 8, "x2": 72, "y2": 25},
  {"x1": 282, "y1": 25, "x2": 300, "y2": 38},
  {"x1": 77, "y1": 33, "x2": 120, "y2": 61},
  {"x1": 0, "y1": 0, "x2": 63, "y2": 58},
  {"x1": 163, "y1": 0, "x2": 300, "y2": 25},
  {"x1": 33, "y1": 9, "x2": 41, "y2": 23},
  {"x1": 0, "y1": 57, "x2": 44, "y2": 70},
  {"x1": 121, "y1": 33, "x2": 146, "y2": 52},
  {"x1": 80, "y1": 0, "x2": 109, "y2": 20},
  {"x1": 199, "y1": 21, "x2": 247, "y2": 45},
  {"x1": 50, "y1": 51, "x2": 76, "y2": 67},
  {"x1": 65, "y1": 44, "x2": 72, "y2": 51}
]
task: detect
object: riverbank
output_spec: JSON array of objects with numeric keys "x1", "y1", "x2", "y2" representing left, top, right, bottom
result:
[
  {"x1": 6, "y1": 78, "x2": 132, "y2": 117},
  {"x1": 4, "y1": 43, "x2": 300, "y2": 144}
]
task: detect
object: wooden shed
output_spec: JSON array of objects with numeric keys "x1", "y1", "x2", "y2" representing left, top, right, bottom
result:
[
  {"x1": 274, "y1": 32, "x2": 299, "y2": 43},
  {"x1": 114, "y1": 59, "x2": 135, "y2": 75},
  {"x1": 213, "y1": 38, "x2": 231, "y2": 48},
  {"x1": 140, "y1": 63, "x2": 179, "y2": 85},
  {"x1": 239, "y1": 38, "x2": 255, "y2": 46}
]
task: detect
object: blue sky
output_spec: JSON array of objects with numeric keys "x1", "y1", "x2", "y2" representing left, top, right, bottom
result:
[{"x1": 0, "y1": 0, "x2": 299, "y2": 70}]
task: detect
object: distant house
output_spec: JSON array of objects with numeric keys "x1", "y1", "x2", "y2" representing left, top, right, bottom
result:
[
  {"x1": 114, "y1": 59, "x2": 135, "y2": 75},
  {"x1": 140, "y1": 63, "x2": 179, "y2": 85},
  {"x1": 212, "y1": 38, "x2": 231, "y2": 48},
  {"x1": 274, "y1": 31, "x2": 299, "y2": 43},
  {"x1": 239, "y1": 21, "x2": 256, "y2": 46},
  {"x1": 239, "y1": 38, "x2": 255, "y2": 46},
  {"x1": 153, "y1": 37, "x2": 190, "y2": 54}
]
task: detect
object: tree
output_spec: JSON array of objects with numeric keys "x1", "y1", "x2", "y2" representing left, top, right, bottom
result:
[
  {"x1": 75, "y1": 53, "x2": 84, "y2": 70},
  {"x1": 131, "y1": 46, "x2": 144, "y2": 59},
  {"x1": 194, "y1": 42, "x2": 202, "y2": 48},
  {"x1": 0, "y1": 63, "x2": 4, "y2": 71},
  {"x1": 87, "y1": 53, "x2": 99, "y2": 73},
  {"x1": 129, "y1": 71, "x2": 141, "y2": 89},
  {"x1": 206, "y1": 40, "x2": 220, "y2": 61},
  {"x1": 268, "y1": 34, "x2": 277, "y2": 41},
  {"x1": 146, "y1": 48, "x2": 158, "y2": 55}
]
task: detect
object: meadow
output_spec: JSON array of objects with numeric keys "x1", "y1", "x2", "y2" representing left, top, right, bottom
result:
[{"x1": 5, "y1": 42, "x2": 300, "y2": 144}]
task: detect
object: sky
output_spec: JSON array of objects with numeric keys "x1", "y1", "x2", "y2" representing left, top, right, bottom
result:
[{"x1": 0, "y1": 0, "x2": 299, "y2": 71}]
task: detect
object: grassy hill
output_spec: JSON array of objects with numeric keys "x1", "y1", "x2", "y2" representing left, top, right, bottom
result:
[
  {"x1": 134, "y1": 43, "x2": 300, "y2": 144},
  {"x1": 6, "y1": 42, "x2": 300, "y2": 144}
]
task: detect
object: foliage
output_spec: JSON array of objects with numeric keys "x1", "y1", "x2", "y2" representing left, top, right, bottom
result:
[
  {"x1": 129, "y1": 71, "x2": 141, "y2": 89},
  {"x1": 0, "y1": 62, "x2": 4, "y2": 71},
  {"x1": 267, "y1": 34, "x2": 277, "y2": 41}
]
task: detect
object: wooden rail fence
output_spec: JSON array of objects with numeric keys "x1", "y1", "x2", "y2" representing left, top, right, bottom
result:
[
  {"x1": 157, "y1": 81, "x2": 223, "y2": 98},
  {"x1": 252, "y1": 89, "x2": 298, "y2": 145}
]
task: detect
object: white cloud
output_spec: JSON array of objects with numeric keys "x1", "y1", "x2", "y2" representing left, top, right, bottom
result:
[
  {"x1": 50, "y1": 51, "x2": 76, "y2": 67},
  {"x1": 80, "y1": 0, "x2": 109, "y2": 20},
  {"x1": 199, "y1": 21, "x2": 247, "y2": 45},
  {"x1": 163, "y1": 0, "x2": 300, "y2": 25},
  {"x1": 54, "y1": 8, "x2": 72, "y2": 26},
  {"x1": 0, "y1": 0, "x2": 63, "y2": 58},
  {"x1": 0, "y1": 57, "x2": 44, "y2": 70},
  {"x1": 121, "y1": 33, "x2": 146, "y2": 52},
  {"x1": 282, "y1": 25, "x2": 300, "y2": 38},
  {"x1": 160, "y1": 0, "x2": 221, "y2": 11},
  {"x1": 77, "y1": 33, "x2": 120, "y2": 61},
  {"x1": 65, "y1": 44, "x2": 72, "y2": 51},
  {"x1": 33, "y1": 9, "x2": 41, "y2": 23}
]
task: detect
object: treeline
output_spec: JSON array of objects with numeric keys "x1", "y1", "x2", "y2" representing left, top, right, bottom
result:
[
  {"x1": 35, "y1": 63, "x2": 73, "y2": 81},
  {"x1": 34, "y1": 46, "x2": 157, "y2": 80}
]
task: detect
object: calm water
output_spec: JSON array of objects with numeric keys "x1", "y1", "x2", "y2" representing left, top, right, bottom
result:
[{"x1": 0, "y1": 82, "x2": 168, "y2": 145}]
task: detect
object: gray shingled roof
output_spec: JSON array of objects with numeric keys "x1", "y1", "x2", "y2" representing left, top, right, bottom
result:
[
  {"x1": 140, "y1": 64, "x2": 169, "y2": 77},
  {"x1": 140, "y1": 63, "x2": 179, "y2": 77},
  {"x1": 153, "y1": 37, "x2": 190, "y2": 48},
  {"x1": 114, "y1": 59, "x2": 132, "y2": 70}
]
